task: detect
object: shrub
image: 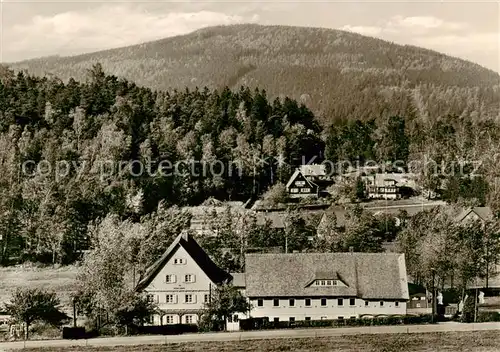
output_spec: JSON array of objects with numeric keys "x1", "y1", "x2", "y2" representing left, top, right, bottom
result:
[
  {"x1": 477, "y1": 311, "x2": 500, "y2": 322},
  {"x1": 239, "y1": 314, "x2": 435, "y2": 331}
]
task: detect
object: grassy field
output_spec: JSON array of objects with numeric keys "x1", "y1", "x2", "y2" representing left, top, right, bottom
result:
[
  {"x1": 15, "y1": 331, "x2": 500, "y2": 352},
  {"x1": 0, "y1": 265, "x2": 79, "y2": 307}
]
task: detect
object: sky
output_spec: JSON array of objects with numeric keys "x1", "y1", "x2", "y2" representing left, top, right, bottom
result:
[{"x1": 1, "y1": 0, "x2": 499, "y2": 72}]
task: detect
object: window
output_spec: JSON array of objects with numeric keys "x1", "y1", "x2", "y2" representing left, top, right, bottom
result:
[
  {"x1": 273, "y1": 299, "x2": 279, "y2": 307},
  {"x1": 338, "y1": 316, "x2": 344, "y2": 321},
  {"x1": 314, "y1": 280, "x2": 337, "y2": 287},
  {"x1": 350, "y1": 316, "x2": 356, "y2": 320},
  {"x1": 173, "y1": 258, "x2": 185, "y2": 264},
  {"x1": 146, "y1": 294, "x2": 154, "y2": 303},
  {"x1": 147, "y1": 315, "x2": 154, "y2": 324},
  {"x1": 416, "y1": 303, "x2": 421, "y2": 308},
  {"x1": 301, "y1": 188, "x2": 311, "y2": 193},
  {"x1": 395, "y1": 301, "x2": 399, "y2": 307},
  {"x1": 321, "y1": 298, "x2": 327, "y2": 306},
  {"x1": 185, "y1": 294, "x2": 193, "y2": 303},
  {"x1": 338, "y1": 298, "x2": 343, "y2": 306},
  {"x1": 166, "y1": 274, "x2": 176, "y2": 283},
  {"x1": 233, "y1": 315, "x2": 239, "y2": 323},
  {"x1": 166, "y1": 315, "x2": 174, "y2": 324},
  {"x1": 166, "y1": 294, "x2": 175, "y2": 304},
  {"x1": 321, "y1": 316, "x2": 327, "y2": 320},
  {"x1": 289, "y1": 299, "x2": 295, "y2": 307},
  {"x1": 184, "y1": 274, "x2": 195, "y2": 283},
  {"x1": 291, "y1": 188, "x2": 299, "y2": 193},
  {"x1": 204, "y1": 294, "x2": 209, "y2": 303},
  {"x1": 305, "y1": 298, "x2": 311, "y2": 307},
  {"x1": 380, "y1": 301, "x2": 384, "y2": 307},
  {"x1": 185, "y1": 315, "x2": 193, "y2": 324},
  {"x1": 274, "y1": 317, "x2": 279, "y2": 323},
  {"x1": 305, "y1": 317, "x2": 311, "y2": 321},
  {"x1": 258, "y1": 299, "x2": 263, "y2": 307},
  {"x1": 227, "y1": 315, "x2": 233, "y2": 323},
  {"x1": 350, "y1": 298, "x2": 356, "y2": 306},
  {"x1": 295, "y1": 181, "x2": 305, "y2": 187},
  {"x1": 365, "y1": 301, "x2": 369, "y2": 306},
  {"x1": 289, "y1": 317, "x2": 295, "y2": 323}
]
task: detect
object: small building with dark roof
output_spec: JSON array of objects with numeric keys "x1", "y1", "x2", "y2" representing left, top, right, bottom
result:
[{"x1": 455, "y1": 206, "x2": 494, "y2": 225}]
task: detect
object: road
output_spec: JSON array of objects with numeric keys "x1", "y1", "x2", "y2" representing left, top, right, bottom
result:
[
  {"x1": 363, "y1": 201, "x2": 446, "y2": 211},
  {"x1": 1, "y1": 322, "x2": 499, "y2": 351}
]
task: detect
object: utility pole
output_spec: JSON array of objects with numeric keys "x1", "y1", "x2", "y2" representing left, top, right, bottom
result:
[
  {"x1": 72, "y1": 297, "x2": 77, "y2": 328},
  {"x1": 431, "y1": 268, "x2": 436, "y2": 323},
  {"x1": 474, "y1": 287, "x2": 478, "y2": 323},
  {"x1": 284, "y1": 207, "x2": 291, "y2": 254}
]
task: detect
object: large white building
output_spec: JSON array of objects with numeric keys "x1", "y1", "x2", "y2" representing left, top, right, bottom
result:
[
  {"x1": 135, "y1": 232, "x2": 232, "y2": 326},
  {"x1": 137, "y1": 234, "x2": 410, "y2": 329},
  {"x1": 242, "y1": 252, "x2": 409, "y2": 321}
]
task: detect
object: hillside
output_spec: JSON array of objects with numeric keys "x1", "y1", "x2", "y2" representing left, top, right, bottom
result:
[{"x1": 9, "y1": 24, "x2": 500, "y2": 124}]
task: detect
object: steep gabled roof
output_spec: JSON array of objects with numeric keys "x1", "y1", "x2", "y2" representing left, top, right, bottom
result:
[
  {"x1": 319, "y1": 207, "x2": 347, "y2": 228},
  {"x1": 299, "y1": 164, "x2": 327, "y2": 177},
  {"x1": 244, "y1": 252, "x2": 409, "y2": 300},
  {"x1": 135, "y1": 232, "x2": 232, "y2": 291},
  {"x1": 285, "y1": 169, "x2": 317, "y2": 189},
  {"x1": 455, "y1": 206, "x2": 494, "y2": 223}
]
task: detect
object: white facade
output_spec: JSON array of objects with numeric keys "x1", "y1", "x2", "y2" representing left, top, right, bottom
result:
[
  {"x1": 142, "y1": 246, "x2": 214, "y2": 325},
  {"x1": 247, "y1": 297, "x2": 406, "y2": 321}
]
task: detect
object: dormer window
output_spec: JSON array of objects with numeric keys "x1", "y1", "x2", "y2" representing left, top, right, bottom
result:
[
  {"x1": 314, "y1": 280, "x2": 338, "y2": 287},
  {"x1": 306, "y1": 272, "x2": 346, "y2": 289}
]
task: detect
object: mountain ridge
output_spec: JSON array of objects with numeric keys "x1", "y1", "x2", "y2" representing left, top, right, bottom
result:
[{"x1": 8, "y1": 23, "x2": 500, "y2": 123}]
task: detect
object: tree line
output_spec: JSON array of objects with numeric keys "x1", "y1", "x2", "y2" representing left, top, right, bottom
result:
[{"x1": 1, "y1": 62, "x2": 500, "y2": 266}]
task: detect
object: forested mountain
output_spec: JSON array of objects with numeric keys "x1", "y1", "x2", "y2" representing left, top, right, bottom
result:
[
  {"x1": 1, "y1": 24, "x2": 500, "y2": 266},
  {"x1": 9, "y1": 24, "x2": 500, "y2": 125}
]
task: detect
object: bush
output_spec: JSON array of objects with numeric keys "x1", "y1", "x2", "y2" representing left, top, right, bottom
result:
[
  {"x1": 135, "y1": 324, "x2": 198, "y2": 335},
  {"x1": 477, "y1": 312, "x2": 500, "y2": 322},
  {"x1": 239, "y1": 314, "x2": 435, "y2": 331},
  {"x1": 62, "y1": 327, "x2": 86, "y2": 340},
  {"x1": 29, "y1": 323, "x2": 61, "y2": 340}
]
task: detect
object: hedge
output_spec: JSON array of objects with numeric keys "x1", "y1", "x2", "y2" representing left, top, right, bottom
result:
[
  {"x1": 239, "y1": 314, "x2": 436, "y2": 331},
  {"x1": 476, "y1": 311, "x2": 500, "y2": 323},
  {"x1": 135, "y1": 324, "x2": 198, "y2": 335}
]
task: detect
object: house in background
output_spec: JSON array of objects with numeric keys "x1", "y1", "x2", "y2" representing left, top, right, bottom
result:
[
  {"x1": 135, "y1": 232, "x2": 233, "y2": 326},
  {"x1": 240, "y1": 252, "x2": 409, "y2": 322},
  {"x1": 407, "y1": 283, "x2": 429, "y2": 312},
  {"x1": 286, "y1": 169, "x2": 319, "y2": 198},
  {"x1": 364, "y1": 175, "x2": 401, "y2": 200},
  {"x1": 316, "y1": 207, "x2": 347, "y2": 239},
  {"x1": 286, "y1": 164, "x2": 334, "y2": 199},
  {"x1": 455, "y1": 206, "x2": 494, "y2": 226},
  {"x1": 186, "y1": 202, "x2": 246, "y2": 236}
]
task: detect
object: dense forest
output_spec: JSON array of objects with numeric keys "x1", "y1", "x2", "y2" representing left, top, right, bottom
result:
[
  {"x1": 10, "y1": 24, "x2": 500, "y2": 125},
  {"x1": 2, "y1": 23, "x2": 500, "y2": 266},
  {"x1": 0, "y1": 64, "x2": 325, "y2": 264},
  {"x1": 1, "y1": 61, "x2": 500, "y2": 266}
]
